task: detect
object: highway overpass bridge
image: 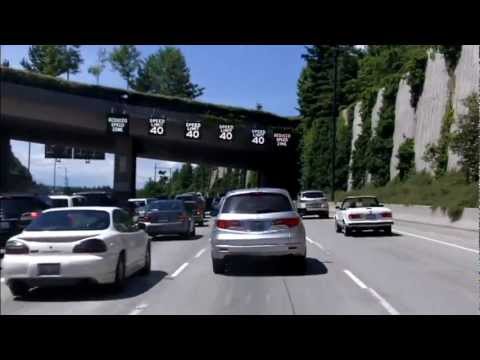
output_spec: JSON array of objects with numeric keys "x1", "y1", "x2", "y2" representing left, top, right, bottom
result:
[{"x1": 0, "y1": 67, "x2": 300, "y2": 201}]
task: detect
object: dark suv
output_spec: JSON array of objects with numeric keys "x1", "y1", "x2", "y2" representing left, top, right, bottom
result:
[
  {"x1": 0, "y1": 193, "x2": 51, "y2": 250},
  {"x1": 73, "y1": 191, "x2": 117, "y2": 206},
  {"x1": 175, "y1": 193, "x2": 206, "y2": 226}
]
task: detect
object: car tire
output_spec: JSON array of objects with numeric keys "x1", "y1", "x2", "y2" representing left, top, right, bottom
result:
[
  {"x1": 384, "y1": 226, "x2": 392, "y2": 235},
  {"x1": 111, "y1": 253, "x2": 126, "y2": 292},
  {"x1": 335, "y1": 221, "x2": 342, "y2": 233},
  {"x1": 139, "y1": 243, "x2": 151, "y2": 276},
  {"x1": 8, "y1": 281, "x2": 30, "y2": 298},
  {"x1": 212, "y1": 258, "x2": 225, "y2": 274},
  {"x1": 344, "y1": 226, "x2": 352, "y2": 237}
]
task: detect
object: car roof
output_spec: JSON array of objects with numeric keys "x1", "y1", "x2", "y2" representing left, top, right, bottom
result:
[
  {"x1": 301, "y1": 190, "x2": 325, "y2": 194},
  {"x1": 128, "y1": 198, "x2": 149, "y2": 201},
  {"x1": 224, "y1": 188, "x2": 290, "y2": 197},
  {"x1": 43, "y1": 206, "x2": 120, "y2": 213},
  {"x1": 49, "y1": 195, "x2": 84, "y2": 199},
  {"x1": 73, "y1": 191, "x2": 109, "y2": 195}
]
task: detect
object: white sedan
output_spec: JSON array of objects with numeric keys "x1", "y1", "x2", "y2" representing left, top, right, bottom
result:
[
  {"x1": 2, "y1": 207, "x2": 150, "y2": 298},
  {"x1": 334, "y1": 196, "x2": 393, "y2": 236}
]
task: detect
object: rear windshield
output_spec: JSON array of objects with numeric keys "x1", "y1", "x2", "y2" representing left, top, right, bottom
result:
[
  {"x1": 26, "y1": 210, "x2": 110, "y2": 231},
  {"x1": 176, "y1": 195, "x2": 195, "y2": 202},
  {"x1": 79, "y1": 194, "x2": 113, "y2": 206},
  {"x1": 221, "y1": 193, "x2": 292, "y2": 214},
  {"x1": 130, "y1": 200, "x2": 146, "y2": 208},
  {"x1": 342, "y1": 197, "x2": 379, "y2": 209},
  {"x1": 302, "y1": 192, "x2": 324, "y2": 198},
  {"x1": 148, "y1": 201, "x2": 183, "y2": 211},
  {"x1": 0, "y1": 197, "x2": 48, "y2": 218},
  {"x1": 51, "y1": 199, "x2": 69, "y2": 208}
]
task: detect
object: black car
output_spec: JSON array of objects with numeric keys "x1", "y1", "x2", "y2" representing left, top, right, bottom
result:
[
  {"x1": 73, "y1": 191, "x2": 117, "y2": 206},
  {"x1": 0, "y1": 193, "x2": 51, "y2": 250}
]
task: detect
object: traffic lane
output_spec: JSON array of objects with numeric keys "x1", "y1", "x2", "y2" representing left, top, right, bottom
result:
[
  {"x1": 394, "y1": 220, "x2": 478, "y2": 251},
  {"x1": 304, "y1": 218, "x2": 478, "y2": 314},
  {"x1": 141, "y1": 239, "x2": 387, "y2": 315},
  {"x1": 0, "y1": 223, "x2": 212, "y2": 315}
]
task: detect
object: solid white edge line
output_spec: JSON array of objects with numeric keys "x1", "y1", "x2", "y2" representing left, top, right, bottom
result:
[
  {"x1": 367, "y1": 288, "x2": 400, "y2": 315},
  {"x1": 170, "y1": 262, "x2": 189, "y2": 278},
  {"x1": 0, "y1": 278, "x2": 4, "y2": 283},
  {"x1": 343, "y1": 269, "x2": 367, "y2": 289},
  {"x1": 194, "y1": 248, "x2": 206, "y2": 258},
  {"x1": 394, "y1": 229, "x2": 478, "y2": 254}
]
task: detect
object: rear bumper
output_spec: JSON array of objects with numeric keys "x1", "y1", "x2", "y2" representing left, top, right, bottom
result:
[
  {"x1": 145, "y1": 222, "x2": 188, "y2": 235},
  {"x1": 2, "y1": 253, "x2": 117, "y2": 286},
  {"x1": 212, "y1": 243, "x2": 306, "y2": 259},
  {"x1": 347, "y1": 221, "x2": 393, "y2": 229}
]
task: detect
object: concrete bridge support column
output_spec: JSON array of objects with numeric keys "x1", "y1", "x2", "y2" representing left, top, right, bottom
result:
[
  {"x1": 0, "y1": 132, "x2": 10, "y2": 193},
  {"x1": 113, "y1": 137, "x2": 136, "y2": 206}
]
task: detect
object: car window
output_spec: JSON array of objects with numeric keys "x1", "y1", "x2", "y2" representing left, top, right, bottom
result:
[
  {"x1": 72, "y1": 197, "x2": 84, "y2": 207},
  {"x1": 148, "y1": 200, "x2": 183, "y2": 211},
  {"x1": 113, "y1": 210, "x2": 135, "y2": 232},
  {"x1": 221, "y1": 193, "x2": 292, "y2": 214},
  {"x1": 26, "y1": 210, "x2": 110, "y2": 231},
  {"x1": 302, "y1": 192, "x2": 324, "y2": 198},
  {"x1": 51, "y1": 199, "x2": 69, "y2": 208},
  {"x1": 342, "y1": 198, "x2": 379, "y2": 209}
]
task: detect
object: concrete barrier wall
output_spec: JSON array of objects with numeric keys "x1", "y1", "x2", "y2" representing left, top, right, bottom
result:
[{"x1": 328, "y1": 202, "x2": 478, "y2": 232}]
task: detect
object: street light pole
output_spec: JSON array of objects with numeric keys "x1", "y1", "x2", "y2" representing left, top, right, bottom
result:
[
  {"x1": 331, "y1": 45, "x2": 339, "y2": 202},
  {"x1": 53, "y1": 158, "x2": 57, "y2": 193}
]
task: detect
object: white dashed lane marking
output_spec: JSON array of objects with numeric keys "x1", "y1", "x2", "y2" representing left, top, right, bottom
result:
[
  {"x1": 169, "y1": 262, "x2": 189, "y2": 278},
  {"x1": 194, "y1": 248, "x2": 206, "y2": 258},
  {"x1": 344, "y1": 269, "x2": 399, "y2": 315}
]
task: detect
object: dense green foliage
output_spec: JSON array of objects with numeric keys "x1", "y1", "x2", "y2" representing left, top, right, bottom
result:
[
  {"x1": 336, "y1": 172, "x2": 477, "y2": 221},
  {"x1": 334, "y1": 107, "x2": 353, "y2": 190},
  {"x1": 396, "y1": 138, "x2": 415, "y2": 180},
  {"x1": 21, "y1": 45, "x2": 83, "y2": 77},
  {"x1": 433, "y1": 45, "x2": 462, "y2": 74},
  {"x1": 134, "y1": 46, "x2": 204, "y2": 99},
  {"x1": 108, "y1": 45, "x2": 141, "y2": 89},
  {"x1": 450, "y1": 94, "x2": 479, "y2": 182}
]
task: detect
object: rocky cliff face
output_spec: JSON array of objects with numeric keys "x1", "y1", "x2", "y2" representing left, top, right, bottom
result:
[
  {"x1": 390, "y1": 78, "x2": 416, "y2": 179},
  {"x1": 367, "y1": 88, "x2": 385, "y2": 183},
  {"x1": 347, "y1": 101, "x2": 362, "y2": 190},
  {"x1": 414, "y1": 51, "x2": 451, "y2": 173},
  {"x1": 447, "y1": 45, "x2": 480, "y2": 171}
]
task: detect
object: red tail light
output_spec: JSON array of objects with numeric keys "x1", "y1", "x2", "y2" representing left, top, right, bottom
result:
[
  {"x1": 178, "y1": 213, "x2": 188, "y2": 221},
  {"x1": 216, "y1": 219, "x2": 241, "y2": 229},
  {"x1": 349, "y1": 214, "x2": 362, "y2": 220},
  {"x1": 381, "y1": 212, "x2": 392, "y2": 218},
  {"x1": 273, "y1": 217, "x2": 301, "y2": 228},
  {"x1": 30, "y1": 211, "x2": 41, "y2": 219}
]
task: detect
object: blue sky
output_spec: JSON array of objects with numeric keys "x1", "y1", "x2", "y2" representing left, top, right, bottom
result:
[{"x1": 1, "y1": 45, "x2": 307, "y2": 189}]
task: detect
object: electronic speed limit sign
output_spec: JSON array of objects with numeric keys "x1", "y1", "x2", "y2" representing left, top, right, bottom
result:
[
  {"x1": 218, "y1": 124, "x2": 234, "y2": 141},
  {"x1": 148, "y1": 117, "x2": 166, "y2": 136},
  {"x1": 185, "y1": 122, "x2": 202, "y2": 139},
  {"x1": 251, "y1": 129, "x2": 266, "y2": 145}
]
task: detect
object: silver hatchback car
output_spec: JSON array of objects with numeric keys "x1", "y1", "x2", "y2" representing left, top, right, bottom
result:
[{"x1": 210, "y1": 188, "x2": 306, "y2": 274}]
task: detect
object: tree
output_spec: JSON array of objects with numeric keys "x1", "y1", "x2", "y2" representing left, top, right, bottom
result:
[
  {"x1": 108, "y1": 45, "x2": 141, "y2": 89},
  {"x1": 64, "y1": 45, "x2": 83, "y2": 80},
  {"x1": 450, "y1": 94, "x2": 479, "y2": 182},
  {"x1": 297, "y1": 45, "x2": 360, "y2": 190},
  {"x1": 88, "y1": 47, "x2": 108, "y2": 85},
  {"x1": 21, "y1": 45, "x2": 83, "y2": 78},
  {"x1": 2, "y1": 59, "x2": 9, "y2": 67},
  {"x1": 134, "y1": 46, "x2": 204, "y2": 98},
  {"x1": 397, "y1": 138, "x2": 415, "y2": 180},
  {"x1": 256, "y1": 103, "x2": 263, "y2": 111}
]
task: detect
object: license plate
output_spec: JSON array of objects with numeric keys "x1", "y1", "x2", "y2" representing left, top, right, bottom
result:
[
  {"x1": 0, "y1": 221, "x2": 10, "y2": 230},
  {"x1": 38, "y1": 263, "x2": 60, "y2": 276},
  {"x1": 250, "y1": 221, "x2": 268, "y2": 232},
  {"x1": 366, "y1": 214, "x2": 376, "y2": 220}
]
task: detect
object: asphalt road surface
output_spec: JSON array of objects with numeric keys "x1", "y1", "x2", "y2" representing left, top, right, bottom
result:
[{"x1": 1, "y1": 215, "x2": 478, "y2": 315}]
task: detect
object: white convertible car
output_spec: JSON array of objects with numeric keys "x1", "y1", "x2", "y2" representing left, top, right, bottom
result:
[
  {"x1": 335, "y1": 196, "x2": 393, "y2": 236},
  {"x1": 2, "y1": 207, "x2": 150, "y2": 298}
]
